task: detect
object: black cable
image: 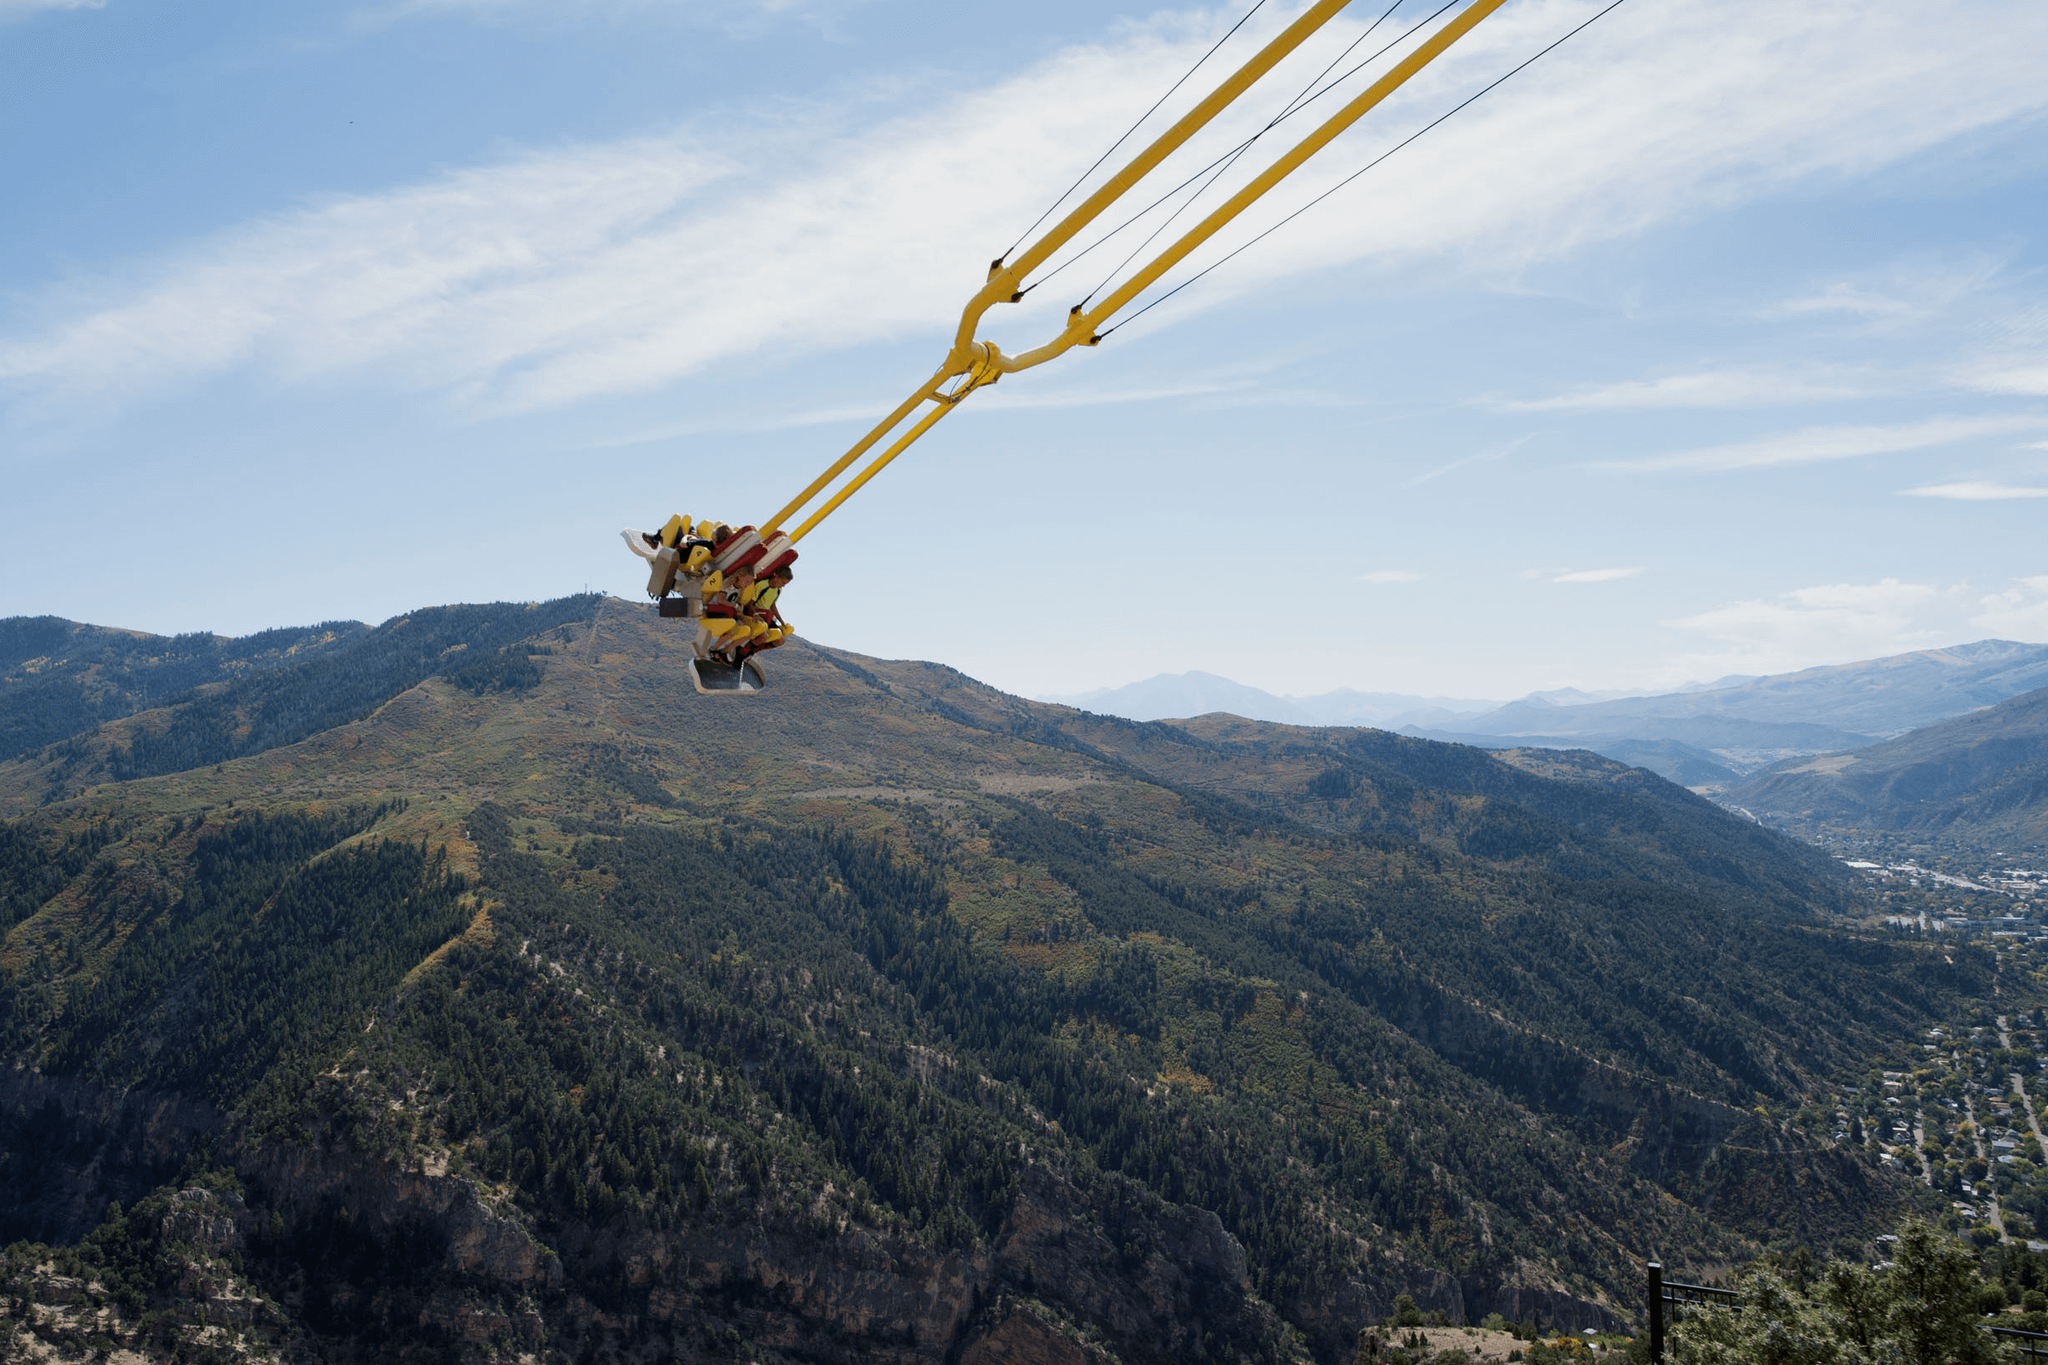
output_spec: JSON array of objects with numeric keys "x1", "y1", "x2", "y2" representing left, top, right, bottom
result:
[
  {"x1": 1078, "y1": 0, "x2": 1409, "y2": 306},
  {"x1": 1024, "y1": 0, "x2": 1456, "y2": 297},
  {"x1": 1000, "y1": 0, "x2": 1269, "y2": 262},
  {"x1": 1098, "y1": 0, "x2": 1633, "y2": 340},
  {"x1": 1268, "y1": 0, "x2": 1410, "y2": 125}
]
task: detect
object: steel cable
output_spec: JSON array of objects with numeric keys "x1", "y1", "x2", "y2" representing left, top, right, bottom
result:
[
  {"x1": 1098, "y1": 0, "x2": 1633, "y2": 340},
  {"x1": 1077, "y1": 0, "x2": 1412, "y2": 308},
  {"x1": 1023, "y1": 0, "x2": 1459, "y2": 298},
  {"x1": 1000, "y1": 0, "x2": 1269, "y2": 262}
]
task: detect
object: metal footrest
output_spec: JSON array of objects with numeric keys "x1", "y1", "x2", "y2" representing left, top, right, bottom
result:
[{"x1": 690, "y1": 658, "x2": 765, "y2": 693}]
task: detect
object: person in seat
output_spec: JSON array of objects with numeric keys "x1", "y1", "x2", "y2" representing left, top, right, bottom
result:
[
  {"x1": 730, "y1": 567, "x2": 794, "y2": 661},
  {"x1": 753, "y1": 567, "x2": 792, "y2": 618},
  {"x1": 626, "y1": 514, "x2": 720, "y2": 598}
]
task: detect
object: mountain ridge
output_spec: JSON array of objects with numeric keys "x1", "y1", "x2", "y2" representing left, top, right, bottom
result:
[
  {"x1": 1729, "y1": 683, "x2": 2048, "y2": 842},
  {"x1": 1034, "y1": 641, "x2": 2048, "y2": 790},
  {"x1": 1458, "y1": 639, "x2": 2048, "y2": 743},
  {"x1": 0, "y1": 597, "x2": 1957, "y2": 1362}
]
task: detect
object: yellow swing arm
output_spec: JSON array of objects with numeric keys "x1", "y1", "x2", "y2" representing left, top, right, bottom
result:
[{"x1": 764, "y1": 0, "x2": 1512, "y2": 544}]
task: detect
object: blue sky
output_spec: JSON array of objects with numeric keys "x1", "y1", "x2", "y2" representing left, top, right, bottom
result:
[{"x1": 4, "y1": 0, "x2": 2047, "y2": 701}]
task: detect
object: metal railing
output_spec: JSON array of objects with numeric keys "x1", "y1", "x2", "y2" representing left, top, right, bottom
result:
[
  {"x1": 1646, "y1": 1262, "x2": 1733, "y2": 1363},
  {"x1": 1991, "y1": 1326, "x2": 2048, "y2": 1364},
  {"x1": 1646, "y1": 1261, "x2": 2048, "y2": 1365}
]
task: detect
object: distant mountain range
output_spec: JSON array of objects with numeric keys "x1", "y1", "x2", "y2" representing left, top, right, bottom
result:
[
  {"x1": 1043, "y1": 641, "x2": 2048, "y2": 791},
  {"x1": 1445, "y1": 639, "x2": 2048, "y2": 744},
  {"x1": 1730, "y1": 684, "x2": 2048, "y2": 844},
  {"x1": 1040, "y1": 672, "x2": 1506, "y2": 729}
]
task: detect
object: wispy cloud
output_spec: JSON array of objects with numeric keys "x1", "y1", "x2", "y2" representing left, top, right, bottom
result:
[
  {"x1": 1552, "y1": 566, "x2": 1642, "y2": 583},
  {"x1": 1662, "y1": 578, "x2": 1949, "y2": 678},
  {"x1": 1959, "y1": 305, "x2": 2048, "y2": 396},
  {"x1": 1981, "y1": 366, "x2": 2048, "y2": 395},
  {"x1": 1405, "y1": 435, "x2": 1529, "y2": 487},
  {"x1": 1361, "y1": 570, "x2": 1424, "y2": 583},
  {"x1": 1601, "y1": 414, "x2": 2048, "y2": 473},
  {"x1": 1902, "y1": 480, "x2": 2048, "y2": 501},
  {"x1": 347, "y1": 0, "x2": 852, "y2": 38},
  {"x1": 1767, "y1": 284, "x2": 1916, "y2": 320},
  {"x1": 1762, "y1": 250, "x2": 2013, "y2": 329},
  {"x1": 1974, "y1": 576, "x2": 2048, "y2": 639},
  {"x1": 1502, "y1": 367, "x2": 1871, "y2": 413},
  {"x1": 0, "y1": 0, "x2": 104, "y2": 17},
  {"x1": 583, "y1": 378, "x2": 1256, "y2": 449},
  {"x1": 6, "y1": 0, "x2": 2048, "y2": 427}
]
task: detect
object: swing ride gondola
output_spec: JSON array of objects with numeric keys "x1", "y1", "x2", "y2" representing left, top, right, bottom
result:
[{"x1": 622, "y1": 0, "x2": 1629, "y2": 692}]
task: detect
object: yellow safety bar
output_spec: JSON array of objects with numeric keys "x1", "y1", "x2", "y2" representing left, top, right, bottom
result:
[{"x1": 766, "y1": 0, "x2": 1512, "y2": 543}]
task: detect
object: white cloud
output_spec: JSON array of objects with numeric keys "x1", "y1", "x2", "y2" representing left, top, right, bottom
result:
[
  {"x1": 1762, "y1": 250, "x2": 2014, "y2": 329},
  {"x1": 1767, "y1": 284, "x2": 1916, "y2": 320},
  {"x1": 0, "y1": 0, "x2": 104, "y2": 16},
  {"x1": 1553, "y1": 566, "x2": 1641, "y2": 583},
  {"x1": 1502, "y1": 367, "x2": 1871, "y2": 412},
  {"x1": 347, "y1": 0, "x2": 840, "y2": 36},
  {"x1": 1963, "y1": 364, "x2": 2048, "y2": 395},
  {"x1": 1405, "y1": 435, "x2": 1529, "y2": 487},
  {"x1": 1972, "y1": 576, "x2": 2048, "y2": 639},
  {"x1": 1661, "y1": 578, "x2": 1949, "y2": 678},
  {"x1": 7, "y1": 0, "x2": 2048, "y2": 424},
  {"x1": 1959, "y1": 304, "x2": 2048, "y2": 396},
  {"x1": 1902, "y1": 480, "x2": 2048, "y2": 500},
  {"x1": 1603, "y1": 414, "x2": 2048, "y2": 473},
  {"x1": 1361, "y1": 570, "x2": 1423, "y2": 583}
]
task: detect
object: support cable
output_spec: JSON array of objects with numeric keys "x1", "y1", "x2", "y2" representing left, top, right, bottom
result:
[
  {"x1": 1024, "y1": 0, "x2": 1457, "y2": 298},
  {"x1": 1000, "y1": 0, "x2": 1269, "y2": 262},
  {"x1": 1099, "y1": 0, "x2": 1633, "y2": 340},
  {"x1": 1079, "y1": 0, "x2": 1411, "y2": 307}
]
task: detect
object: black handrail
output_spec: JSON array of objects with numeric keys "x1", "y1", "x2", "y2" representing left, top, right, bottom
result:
[
  {"x1": 1646, "y1": 1261, "x2": 2048, "y2": 1365},
  {"x1": 1991, "y1": 1326, "x2": 2048, "y2": 1364},
  {"x1": 1648, "y1": 1262, "x2": 1736, "y2": 1363}
]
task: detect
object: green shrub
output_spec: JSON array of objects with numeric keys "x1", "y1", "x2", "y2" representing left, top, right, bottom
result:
[{"x1": 1670, "y1": 1221, "x2": 2004, "y2": 1365}]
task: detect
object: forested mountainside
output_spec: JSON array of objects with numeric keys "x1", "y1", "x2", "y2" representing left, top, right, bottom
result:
[
  {"x1": 1731, "y1": 686, "x2": 2048, "y2": 842},
  {"x1": 0, "y1": 598, "x2": 601, "y2": 789},
  {"x1": 0, "y1": 600, "x2": 1974, "y2": 1363},
  {"x1": 0, "y1": 615, "x2": 374, "y2": 765}
]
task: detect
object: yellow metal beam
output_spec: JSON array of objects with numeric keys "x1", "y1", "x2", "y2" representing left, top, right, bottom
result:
[
  {"x1": 770, "y1": 0, "x2": 1359, "y2": 537},
  {"x1": 950, "y1": 0, "x2": 1360, "y2": 361},
  {"x1": 764, "y1": 0, "x2": 1516, "y2": 542},
  {"x1": 787, "y1": 396, "x2": 959, "y2": 543},
  {"x1": 1008, "y1": 0, "x2": 1512, "y2": 374},
  {"x1": 762, "y1": 374, "x2": 944, "y2": 535}
]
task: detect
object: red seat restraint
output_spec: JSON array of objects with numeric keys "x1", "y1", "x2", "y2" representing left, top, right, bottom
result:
[
  {"x1": 703, "y1": 601, "x2": 738, "y2": 618},
  {"x1": 712, "y1": 527, "x2": 765, "y2": 575},
  {"x1": 754, "y1": 533, "x2": 797, "y2": 578}
]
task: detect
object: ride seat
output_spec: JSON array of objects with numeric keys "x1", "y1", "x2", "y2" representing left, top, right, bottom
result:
[
  {"x1": 712, "y1": 527, "x2": 766, "y2": 575},
  {"x1": 754, "y1": 533, "x2": 797, "y2": 577},
  {"x1": 645, "y1": 545, "x2": 679, "y2": 598}
]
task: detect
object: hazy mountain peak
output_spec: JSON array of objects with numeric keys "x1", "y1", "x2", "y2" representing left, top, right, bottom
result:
[
  {"x1": 1039, "y1": 672, "x2": 1502, "y2": 729},
  {"x1": 1038, "y1": 670, "x2": 1318, "y2": 725}
]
